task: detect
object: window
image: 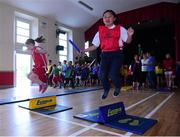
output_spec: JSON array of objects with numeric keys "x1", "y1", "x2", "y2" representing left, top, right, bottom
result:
[
  {"x1": 16, "y1": 18, "x2": 31, "y2": 44},
  {"x1": 59, "y1": 31, "x2": 68, "y2": 63},
  {"x1": 85, "y1": 41, "x2": 89, "y2": 56}
]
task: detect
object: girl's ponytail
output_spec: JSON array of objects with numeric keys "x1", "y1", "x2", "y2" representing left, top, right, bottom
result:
[{"x1": 35, "y1": 36, "x2": 46, "y2": 43}]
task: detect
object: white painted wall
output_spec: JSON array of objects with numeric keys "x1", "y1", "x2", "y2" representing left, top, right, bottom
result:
[
  {"x1": 0, "y1": 2, "x2": 85, "y2": 71},
  {"x1": 72, "y1": 28, "x2": 85, "y2": 59},
  {"x1": 0, "y1": 3, "x2": 14, "y2": 71}
]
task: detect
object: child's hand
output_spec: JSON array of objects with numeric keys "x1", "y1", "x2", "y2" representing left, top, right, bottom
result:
[{"x1": 80, "y1": 49, "x2": 85, "y2": 55}]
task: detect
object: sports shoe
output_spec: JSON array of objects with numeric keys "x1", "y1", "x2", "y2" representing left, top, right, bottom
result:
[
  {"x1": 101, "y1": 90, "x2": 109, "y2": 99},
  {"x1": 39, "y1": 84, "x2": 43, "y2": 92},
  {"x1": 41, "y1": 83, "x2": 48, "y2": 93},
  {"x1": 113, "y1": 88, "x2": 120, "y2": 97}
]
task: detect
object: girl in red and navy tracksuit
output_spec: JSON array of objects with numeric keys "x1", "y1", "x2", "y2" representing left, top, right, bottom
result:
[
  {"x1": 163, "y1": 53, "x2": 174, "y2": 89},
  {"x1": 25, "y1": 36, "x2": 48, "y2": 93},
  {"x1": 82, "y1": 10, "x2": 134, "y2": 99}
]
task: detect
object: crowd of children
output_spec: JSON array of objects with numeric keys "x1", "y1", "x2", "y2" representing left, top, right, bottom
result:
[
  {"x1": 46, "y1": 51, "x2": 178, "y2": 92},
  {"x1": 47, "y1": 60, "x2": 101, "y2": 89}
]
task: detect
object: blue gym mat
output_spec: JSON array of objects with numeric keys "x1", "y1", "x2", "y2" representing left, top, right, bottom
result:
[
  {"x1": 19, "y1": 102, "x2": 72, "y2": 115},
  {"x1": 44, "y1": 86, "x2": 103, "y2": 97},
  {"x1": 0, "y1": 97, "x2": 28, "y2": 105},
  {"x1": 74, "y1": 102, "x2": 157, "y2": 135},
  {"x1": 0, "y1": 86, "x2": 102, "y2": 105},
  {"x1": 159, "y1": 87, "x2": 171, "y2": 93}
]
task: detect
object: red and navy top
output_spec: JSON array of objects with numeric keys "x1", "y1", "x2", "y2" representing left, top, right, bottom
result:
[{"x1": 99, "y1": 25, "x2": 123, "y2": 52}]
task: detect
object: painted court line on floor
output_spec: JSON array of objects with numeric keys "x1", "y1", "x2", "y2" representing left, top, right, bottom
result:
[
  {"x1": 124, "y1": 92, "x2": 174, "y2": 136},
  {"x1": 69, "y1": 92, "x2": 159, "y2": 136},
  {"x1": 125, "y1": 92, "x2": 159, "y2": 110},
  {"x1": 30, "y1": 110, "x2": 124, "y2": 136},
  {"x1": 69, "y1": 121, "x2": 124, "y2": 136}
]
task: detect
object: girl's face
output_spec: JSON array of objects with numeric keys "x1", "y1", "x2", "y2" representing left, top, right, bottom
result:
[
  {"x1": 103, "y1": 12, "x2": 116, "y2": 27},
  {"x1": 134, "y1": 55, "x2": 138, "y2": 60},
  {"x1": 27, "y1": 43, "x2": 34, "y2": 50}
]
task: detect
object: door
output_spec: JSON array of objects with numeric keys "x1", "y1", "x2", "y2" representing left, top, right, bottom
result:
[{"x1": 15, "y1": 53, "x2": 31, "y2": 87}]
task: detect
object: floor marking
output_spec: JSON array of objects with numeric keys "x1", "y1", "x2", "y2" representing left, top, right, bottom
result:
[
  {"x1": 70, "y1": 124, "x2": 125, "y2": 136},
  {"x1": 145, "y1": 92, "x2": 174, "y2": 118},
  {"x1": 69, "y1": 92, "x2": 159, "y2": 136},
  {"x1": 30, "y1": 111, "x2": 124, "y2": 136},
  {"x1": 124, "y1": 92, "x2": 174, "y2": 136},
  {"x1": 69, "y1": 127, "x2": 91, "y2": 137},
  {"x1": 125, "y1": 92, "x2": 159, "y2": 110},
  {"x1": 30, "y1": 111, "x2": 90, "y2": 127}
]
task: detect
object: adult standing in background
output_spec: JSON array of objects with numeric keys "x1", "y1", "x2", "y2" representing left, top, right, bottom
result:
[
  {"x1": 163, "y1": 53, "x2": 174, "y2": 89},
  {"x1": 146, "y1": 52, "x2": 156, "y2": 90}
]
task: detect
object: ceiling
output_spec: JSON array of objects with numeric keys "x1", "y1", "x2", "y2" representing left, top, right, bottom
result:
[{"x1": 0, "y1": 0, "x2": 179, "y2": 30}]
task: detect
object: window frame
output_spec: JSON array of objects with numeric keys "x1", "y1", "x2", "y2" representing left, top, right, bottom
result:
[
  {"x1": 58, "y1": 31, "x2": 68, "y2": 62},
  {"x1": 85, "y1": 41, "x2": 89, "y2": 56},
  {"x1": 15, "y1": 17, "x2": 31, "y2": 48}
]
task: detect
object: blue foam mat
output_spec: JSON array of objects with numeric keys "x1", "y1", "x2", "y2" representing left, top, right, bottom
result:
[
  {"x1": 0, "y1": 86, "x2": 102, "y2": 105},
  {"x1": 0, "y1": 97, "x2": 28, "y2": 104},
  {"x1": 159, "y1": 87, "x2": 171, "y2": 93},
  {"x1": 19, "y1": 102, "x2": 72, "y2": 115},
  {"x1": 74, "y1": 109, "x2": 157, "y2": 135}
]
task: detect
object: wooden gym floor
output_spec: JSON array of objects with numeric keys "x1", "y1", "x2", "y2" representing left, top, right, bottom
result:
[{"x1": 0, "y1": 85, "x2": 179, "y2": 136}]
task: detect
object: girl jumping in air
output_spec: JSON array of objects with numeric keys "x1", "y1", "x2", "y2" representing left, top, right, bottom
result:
[
  {"x1": 25, "y1": 36, "x2": 48, "y2": 93},
  {"x1": 81, "y1": 10, "x2": 134, "y2": 99}
]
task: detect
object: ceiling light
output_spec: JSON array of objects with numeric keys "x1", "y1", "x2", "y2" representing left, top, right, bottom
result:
[{"x1": 78, "y1": 1, "x2": 93, "y2": 11}]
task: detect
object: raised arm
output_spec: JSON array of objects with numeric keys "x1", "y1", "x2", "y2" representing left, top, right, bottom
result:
[
  {"x1": 83, "y1": 45, "x2": 98, "y2": 52},
  {"x1": 36, "y1": 47, "x2": 47, "y2": 54}
]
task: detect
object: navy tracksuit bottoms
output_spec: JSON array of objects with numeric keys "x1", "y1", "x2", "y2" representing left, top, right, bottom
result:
[{"x1": 100, "y1": 50, "x2": 124, "y2": 91}]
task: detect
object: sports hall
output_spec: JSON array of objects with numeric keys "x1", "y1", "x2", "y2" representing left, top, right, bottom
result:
[{"x1": 0, "y1": 0, "x2": 180, "y2": 136}]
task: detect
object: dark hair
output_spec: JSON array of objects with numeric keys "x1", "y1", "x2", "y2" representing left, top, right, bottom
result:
[
  {"x1": 103, "y1": 10, "x2": 120, "y2": 25},
  {"x1": 25, "y1": 36, "x2": 46, "y2": 45},
  {"x1": 25, "y1": 38, "x2": 35, "y2": 45},
  {"x1": 35, "y1": 36, "x2": 46, "y2": 43}
]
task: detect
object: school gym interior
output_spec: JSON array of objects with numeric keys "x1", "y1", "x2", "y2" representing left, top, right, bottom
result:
[{"x1": 0, "y1": 0, "x2": 180, "y2": 136}]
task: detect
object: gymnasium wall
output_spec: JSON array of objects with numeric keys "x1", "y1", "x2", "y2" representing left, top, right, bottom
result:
[
  {"x1": 0, "y1": 2, "x2": 85, "y2": 88},
  {"x1": 0, "y1": 3, "x2": 14, "y2": 87}
]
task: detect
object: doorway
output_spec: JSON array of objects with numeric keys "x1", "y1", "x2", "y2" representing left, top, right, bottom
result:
[{"x1": 16, "y1": 53, "x2": 31, "y2": 87}]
